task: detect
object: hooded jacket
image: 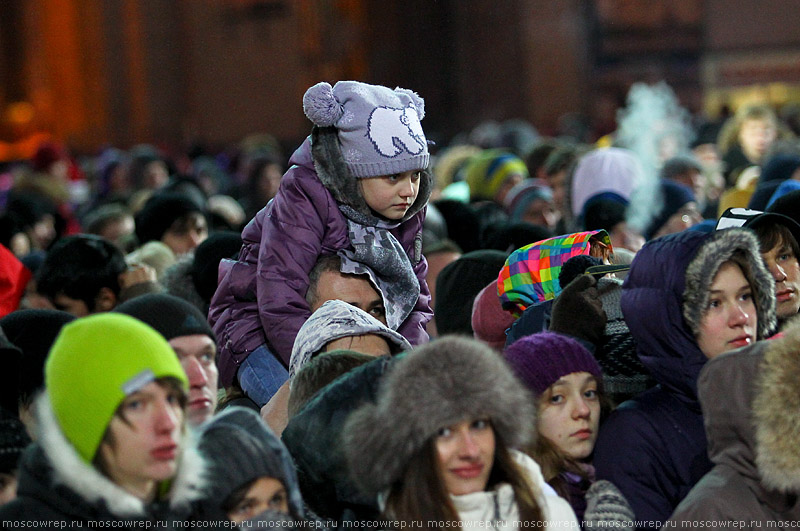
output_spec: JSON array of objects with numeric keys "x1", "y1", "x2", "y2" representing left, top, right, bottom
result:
[
  {"x1": 593, "y1": 229, "x2": 776, "y2": 529},
  {"x1": 208, "y1": 131, "x2": 432, "y2": 386},
  {"x1": 666, "y1": 325, "x2": 800, "y2": 526},
  {"x1": 289, "y1": 299, "x2": 411, "y2": 377},
  {"x1": 0, "y1": 396, "x2": 206, "y2": 526},
  {"x1": 192, "y1": 407, "x2": 308, "y2": 523}
]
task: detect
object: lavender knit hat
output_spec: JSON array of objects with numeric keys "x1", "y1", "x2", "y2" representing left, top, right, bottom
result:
[
  {"x1": 303, "y1": 81, "x2": 430, "y2": 178},
  {"x1": 504, "y1": 331, "x2": 603, "y2": 396}
]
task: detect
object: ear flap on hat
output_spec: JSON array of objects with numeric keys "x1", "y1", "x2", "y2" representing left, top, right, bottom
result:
[
  {"x1": 303, "y1": 82, "x2": 344, "y2": 127},
  {"x1": 394, "y1": 88, "x2": 425, "y2": 120}
]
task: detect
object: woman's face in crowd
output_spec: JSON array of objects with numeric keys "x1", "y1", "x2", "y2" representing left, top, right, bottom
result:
[
  {"x1": 435, "y1": 418, "x2": 495, "y2": 496},
  {"x1": 96, "y1": 381, "x2": 185, "y2": 500},
  {"x1": 537, "y1": 372, "x2": 601, "y2": 460},
  {"x1": 738, "y1": 118, "x2": 777, "y2": 162},
  {"x1": 161, "y1": 213, "x2": 208, "y2": 256},
  {"x1": 697, "y1": 261, "x2": 757, "y2": 359},
  {"x1": 227, "y1": 477, "x2": 289, "y2": 524}
]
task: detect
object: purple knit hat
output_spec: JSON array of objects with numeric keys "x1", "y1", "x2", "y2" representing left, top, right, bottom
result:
[
  {"x1": 303, "y1": 81, "x2": 429, "y2": 178},
  {"x1": 504, "y1": 331, "x2": 603, "y2": 396}
]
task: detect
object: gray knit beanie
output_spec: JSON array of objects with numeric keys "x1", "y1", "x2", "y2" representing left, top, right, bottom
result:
[
  {"x1": 343, "y1": 336, "x2": 535, "y2": 495},
  {"x1": 197, "y1": 407, "x2": 306, "y2": 519},
  {"x1": 303, "y1": 81, "x2": 429, "y2": 178}
]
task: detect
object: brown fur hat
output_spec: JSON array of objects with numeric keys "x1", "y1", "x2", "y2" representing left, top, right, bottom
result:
[
  {"x1": 754, "y1": 318, "x2": 800, "y2": 491},
  {"x1": 342, "y1": 335, "x2": 535, "y2": 495},
  {"x1": 683, "y1": 228, "x2": 776, "y2": 340}
]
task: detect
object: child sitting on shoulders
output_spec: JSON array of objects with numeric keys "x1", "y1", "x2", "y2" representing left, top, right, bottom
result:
[{"x1": 209, "y1": 81, "x2": 433, "y2": 406}]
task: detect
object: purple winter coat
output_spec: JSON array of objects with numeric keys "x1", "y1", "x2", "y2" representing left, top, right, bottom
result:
[
  {"x1": 593, "y1": 229, "x2": 777, "y2": 529},
  {"x1": 592, "y1": 231, "x2": 713, "y2": 529},
  {"x1": 208, "y1": 137, "x2": 431, "y2": 386}
]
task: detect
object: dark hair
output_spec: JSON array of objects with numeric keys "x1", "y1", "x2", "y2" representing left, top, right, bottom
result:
[
  {"x1": 305, "y1": 255, "x2": 342, "y2": 307},
  {"x1": 659, "y1": 155, "x2": 703, "y2": 182},
  {"x1": 288, "y1": 351, "x2": 375, "y2": 418},
  {"x1": 83, "y1": 203, "x2": 132, "y2": 236},
  {"x1": 543, "y1": 144, "x2": 582, "y2": 177},
  {"x1": 384, "y1": 429, "x2": 545, "y2": 529},
  {"x1": 220, "y1": 477, "x2": 257, "y2": 514},
  {"x1": 751, "y1": 222, "x2": 800, "y2": 261},
  {"x1": 36, "y1": 235, "x2": 127, "y2": 311}
]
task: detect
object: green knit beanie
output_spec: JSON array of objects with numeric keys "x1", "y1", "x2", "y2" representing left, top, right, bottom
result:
[{"x1": 45, "y1": 313, "x2": 188, "y2": 463}]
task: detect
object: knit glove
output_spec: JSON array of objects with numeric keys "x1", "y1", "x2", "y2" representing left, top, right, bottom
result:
[
  {"x1": 583, "y1": 480, "x2": 635, "y2": 530},
  {"x1": 549, "y1": 273, "x2": 607, "y2": 345}
]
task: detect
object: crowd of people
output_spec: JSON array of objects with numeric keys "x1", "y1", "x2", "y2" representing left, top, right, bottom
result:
[{"x1": 0, "y1": 79, "x2": 800, "y2": 529}]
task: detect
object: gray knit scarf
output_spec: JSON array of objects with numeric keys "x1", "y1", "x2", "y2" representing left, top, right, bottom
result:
[{"x1": 338, "y1": 205, "x2": 419, "y2": 331}]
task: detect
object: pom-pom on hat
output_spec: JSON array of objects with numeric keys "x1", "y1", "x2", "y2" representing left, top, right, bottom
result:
[
  {"x1": 45, "y1": 313, "x2": 188, "y2": 463},
  {"x1": 303, "y1": 81, "x2": 429, "y2": 179},
  {"x1": 343, "y1": 336, "x2": 535, "y2": 495},
  {"x1": 504, "y1": 331, "x2": 603, "y2": 396}
]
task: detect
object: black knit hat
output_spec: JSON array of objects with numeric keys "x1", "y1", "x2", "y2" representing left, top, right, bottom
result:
[
  {"x1": 197, "y1": 407, "x2": 305, "y2": 519},
  {"x1": 435, "y1": 249, "x2": 509, "y2": 336},
  {"x1": 114, "y1": 293, "x2": 215, "y2": 342},
  {"x1": 190, "y1": 231, "x2": 242, "y2": 303},
  {"x1": 134, "y1": 192, "x2": 205, "y2": 245},
  {"x1": 0, "y1": 416, "x2": 31, "y2": 473},
  {"x1": 0, "y1": 309, "x2": 75, "y2": 408}
]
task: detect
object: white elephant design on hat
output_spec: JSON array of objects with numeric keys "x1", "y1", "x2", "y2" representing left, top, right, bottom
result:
[{"x1": 367, "y1": 104, "x2": 427, "y2": 158}]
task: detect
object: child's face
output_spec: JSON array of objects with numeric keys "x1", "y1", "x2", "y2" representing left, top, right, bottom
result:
[
  {"x1": 359, "y1": 171, "x2": 421, "y2": 220},
  {"x1": 537, "y1": 372, "x2": 601, "y2": 460}
]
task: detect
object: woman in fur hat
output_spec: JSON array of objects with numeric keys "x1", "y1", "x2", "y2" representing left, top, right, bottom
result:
[
  {"x1": 343, "y1": 336, "x2": 578, "y2": 529},
  {"x1": 593, "y1": 228, "x2": 777, "y2": 528},
  {"x1": 0, "y1": 313, "x2": 205, "y2": 524}
]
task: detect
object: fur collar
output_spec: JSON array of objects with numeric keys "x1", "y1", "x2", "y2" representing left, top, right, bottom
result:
[
  {"x1": 754, "y1": 321, "x2": 800, "y2": 492},
  {"x1": 35, "y1": 393, "x2": 207, "y2": 517}
]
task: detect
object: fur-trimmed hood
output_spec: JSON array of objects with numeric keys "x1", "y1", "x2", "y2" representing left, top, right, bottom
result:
[
  {"x1": 342, "y1": 336, "x2": 535, "y2": 495},
  {"x1": 289, "y1": 299, "x2": 411, "y2": 377},
  {"x1": 12, "y1": 393, "x2": 207, "y2": 520},
  {"x1": 754, "y1": 321, "x2": 800, "y2": 492},
  {"x1": 310, "y1": 127, "x2": 432, "y2": 225},
  {"x1": 621, "y1": 229, "x2": 775, "y2": 406},
  {"x1": 683, "y1": 228, "x2": 776, "y2": 340}
]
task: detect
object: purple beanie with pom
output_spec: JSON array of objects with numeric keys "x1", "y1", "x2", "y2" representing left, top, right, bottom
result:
[
  {"x1": 504, "y1": 331, "x2": 603, "y2": 396},
  {"x1": 303, "y1": 81, "x2": 430, "y2": 178}
]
